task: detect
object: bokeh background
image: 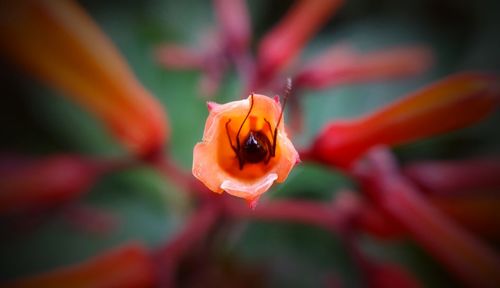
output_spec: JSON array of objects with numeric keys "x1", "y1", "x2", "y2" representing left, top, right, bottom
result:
[{"x1": 1, "y1": 0, "x2": 499, "y2": 287}]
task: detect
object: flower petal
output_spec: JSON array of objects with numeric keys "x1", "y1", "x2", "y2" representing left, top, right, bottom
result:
[{"x1": 221, "y1": 173, "x2": 278, "y2": 200}]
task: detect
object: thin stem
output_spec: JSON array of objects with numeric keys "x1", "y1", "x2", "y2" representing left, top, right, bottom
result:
[{"x1": 224, "y1": 198, "x2": 355, "y2": 235}]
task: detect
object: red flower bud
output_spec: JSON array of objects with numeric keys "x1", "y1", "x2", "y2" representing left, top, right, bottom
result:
[{"x1": 0, "y1": 155, "x2": 98, "y2": 215}]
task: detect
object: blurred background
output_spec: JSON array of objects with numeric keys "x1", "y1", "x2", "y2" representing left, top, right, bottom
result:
[{"x1": 1, "y1": 0, "x2": 499, "y2": 287}]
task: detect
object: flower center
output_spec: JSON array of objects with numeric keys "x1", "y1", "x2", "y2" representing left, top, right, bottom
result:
[{"x1": 241, "y1": 131, "x2": 272, "y2": 164}]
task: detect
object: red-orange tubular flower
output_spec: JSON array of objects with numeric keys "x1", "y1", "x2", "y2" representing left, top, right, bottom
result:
[
  {"x1": 3, "y1": 242, "x2": 156, "y2": 288},
  {"x1": 192, "y1": 94, "x2": 299, "y2": 205},
  {"x1": 0, "y1": 0, "x2": 168, "y2": 157},
  {"x1": 310, "y1": 72, "x2": 499, "y2": 168},
  {"x1": 256, "y1": 0, "x2": 343, "y2": 87}
]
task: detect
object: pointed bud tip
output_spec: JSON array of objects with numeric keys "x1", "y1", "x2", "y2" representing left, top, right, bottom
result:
[
  {"x1": 207, "y1": 101, "x2": 220, "y2": 111},
  {"x1": 272, "y1": 95, "x2": 280, "y2": 104},
  {"x1": 247, "y1": 197, "x2": 260, "y2": 209},
  {"x1": 295, "y1": 157, "x2": 302, "y2": 165}
]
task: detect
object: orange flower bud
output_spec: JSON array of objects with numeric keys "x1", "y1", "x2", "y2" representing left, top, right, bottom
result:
[
  {"x1": 3, "y1": 242, "x2": 156, "y2": 288},
  {"x1": 256, "y1": 0, "x2": 344, "y2": 86},
  {"x1": 0, "y1": 0, "x2": 168, "y2": 157},
  {"x1": 311, "y1": 72, "x2": 499, "y2": 168},
  {"x1": 192, "y1": 94, "x2": 299, "y2": 205}
]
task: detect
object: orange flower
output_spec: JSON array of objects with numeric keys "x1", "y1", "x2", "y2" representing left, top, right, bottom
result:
[
  {"x1": 0, "y1": 0, "x2": 168, "y2": 157},
  {"x1": 192, "y1": 94, "x2": 299, "y2": 205}
]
